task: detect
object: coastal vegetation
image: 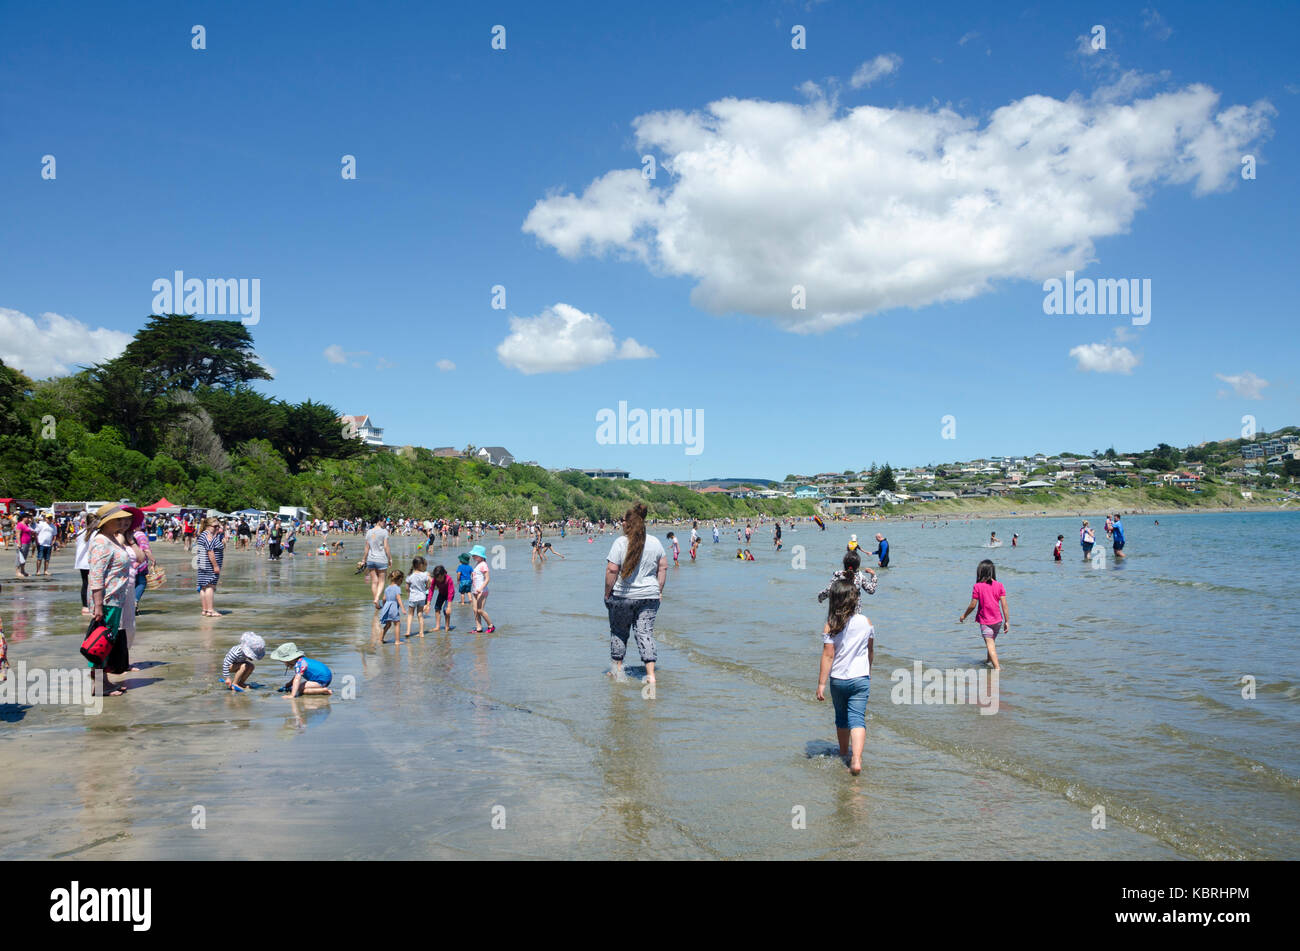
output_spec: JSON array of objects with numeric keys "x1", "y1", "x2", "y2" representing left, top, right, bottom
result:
[{"x1": 0, "y1": 315, "x2": 813, "y2": 522}]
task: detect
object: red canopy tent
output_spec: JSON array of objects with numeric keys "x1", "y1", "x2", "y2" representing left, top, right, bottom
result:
[{"x1": 139, "y1": 498, "x2": 175, "y2": 512}]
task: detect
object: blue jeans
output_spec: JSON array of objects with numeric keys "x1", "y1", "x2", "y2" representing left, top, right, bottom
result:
[
  {"x1": 134, "y1": 571, "x2": 148, "y2": 604},
  {"x1": 829, "y1": 675, "x2": 870, "y2": 729}
]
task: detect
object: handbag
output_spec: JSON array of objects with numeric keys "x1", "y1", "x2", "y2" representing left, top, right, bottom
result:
[
  {"x1": 146, "y1": 564, "x2": 167, "y2": 589},
  {"x1": 80, "y1": 618, "x2": 113, "y2": 664}
]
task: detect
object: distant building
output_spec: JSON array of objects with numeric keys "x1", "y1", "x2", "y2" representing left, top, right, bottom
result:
[
  {"x1": 476, "y1": 446, "x2": 515, "y2": 467},
  {"x1": 340, "y1": 415, "x2": 384, "y2": 447},
  {"x1": 432, "y1": 447, "x2": 464, "y2": 458},
  {"x1": 794, "y1": 485, "x2": 822, "y2": 499},
  {"x1": 580, "y1": 468, "x2": 630, "y2": 479}
]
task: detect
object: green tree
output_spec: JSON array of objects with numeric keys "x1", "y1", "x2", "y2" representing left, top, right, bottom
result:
[
  {"x1": 278, "y1": 399, "x2": 366, "y2": 474},
  {"x1": 872, "y1": 463, "x2": 897, "y2": 492},
  {"x1": 119, "y1": 313, "x2": 271, "y2": 391}
]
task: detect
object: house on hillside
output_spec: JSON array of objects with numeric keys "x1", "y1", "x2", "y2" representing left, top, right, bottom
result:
[
  {"x1": 432, "y1": 447, "x2": 464, "y2": 458},
  {"x1": 339, "y1": 415, "x2": 384, "y2": 447},
  {"x1": 476, "y1": 446, "x2": 515, "y2": 467}
]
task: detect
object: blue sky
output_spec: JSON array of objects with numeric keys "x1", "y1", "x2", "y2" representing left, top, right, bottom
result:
[{"x1": 1, "y1": 0, "x2": 1296, "y2": 480}]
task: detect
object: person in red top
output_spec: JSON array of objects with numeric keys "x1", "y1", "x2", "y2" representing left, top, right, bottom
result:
[
  {"x1": 429, "y1": 565, "x2": 457, "y2": 632},
  {"x1": 1053, "y1": 535, "x2": 1063, "y2": 561},
  {"x1": 957, "y1": 559, "x2": 1009, "y2": 670},
  {"x1": 14, "y1": 516, "x2": 33, "y2": 578}
]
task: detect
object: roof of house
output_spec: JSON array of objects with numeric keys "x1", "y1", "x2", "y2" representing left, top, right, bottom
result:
[
  {"x1": 479, "y1": 446, "x2": 513, "y2": 456},
  {"x1": 340, "y1": 414, "x2": 371, "y2": 427}
]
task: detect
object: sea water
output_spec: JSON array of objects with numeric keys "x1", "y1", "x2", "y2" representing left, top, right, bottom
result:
[{"x1": 0, "y1": 511, "x2": 1295, "y2": 859}]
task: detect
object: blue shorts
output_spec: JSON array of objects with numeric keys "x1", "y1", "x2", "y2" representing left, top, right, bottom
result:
[
  {"x1": 1113, "y1": 540, "x2": 1125, "y2": 551},
  {"x1": 37, "y1": 544, "x2": 52, "y2": 560},
  {"x1": 365, "y1": 561, "x2": 387, "y2": 572},
  {"x1": 1081, "y1": 542, "x2": 1094, "y2": 554},
  {"x1": 829, "y1": 675, "x2": 871, "y2": 730}
]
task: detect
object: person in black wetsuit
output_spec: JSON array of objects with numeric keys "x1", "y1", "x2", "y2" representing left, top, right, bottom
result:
[{"x1": 873, "y1": 533, "x2": 890, "y2": 568}]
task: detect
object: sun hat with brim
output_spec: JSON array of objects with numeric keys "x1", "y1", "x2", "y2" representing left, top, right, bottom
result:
[
  {"x1": 469, "y1": 544, "x2": 487, "y2": 560},
  {"x1": 458, "y1": 552, "x2": 470, "y2": 564},
  {"x1": 240, "y1": 631, "x2": 267, "y2": 660},
  {"x1": 93, "y1": 502, "x2": 145, "y2": 531},
  {"x1": 269, "y1": 642, "x2": 304, "y2": 663}
]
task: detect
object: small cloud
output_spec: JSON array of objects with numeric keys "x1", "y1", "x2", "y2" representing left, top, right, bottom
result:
[
  {"x1": 1215, "y1": 371, "x2": 1268, "y2": 400},
  {"x1": 436, "y1": 359, "x2": 455, "y2": 372},
  {"x1": 1070, "y1": 342, "x2": 1139, "y2": 374},
  {"x1": 323, "y1": 344, "x2": 368, "y2": 367},
  {"x1": 1285, "y1": 83, "x2": 1300, "y2": 95},
  {"x1": 850, "y1": 53, "x2": 901, "y2": 89},
  {"x1": 958, "y1": 31, "x2": 979, "y2": 46},
  {"x1": 0, "y1": 307, "x2": 131, "y2": 378},
  {"x1": 376, "y1": 357, "x2": 398, "y2": 370},
  {"x1": 497, "y1": 303, "x2": 656, "y2": 375},
  {"x1": 1142, "y1": 9, "x2": 1173, "y2": 41}
]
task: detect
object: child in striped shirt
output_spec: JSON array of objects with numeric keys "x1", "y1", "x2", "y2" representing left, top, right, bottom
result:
[{"x1": 222, "y1": 631, "x2": 266, "y2": 691}]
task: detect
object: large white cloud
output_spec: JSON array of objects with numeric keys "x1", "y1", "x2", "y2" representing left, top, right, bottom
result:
[
  {"x1": 523, "y1": 80, "x2": 1272, "y2": 333},
  {"x1": 0, "y1": 308, "x2": 132, "y2": 378},
  {"x1": 496, "y1": 303, "x2": 655, "y2": 374},
  {"x1": 1070, "y1": 342, "x2": 1139, "y2": 374}
]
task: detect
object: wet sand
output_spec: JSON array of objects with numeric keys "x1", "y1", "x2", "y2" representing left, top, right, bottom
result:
[{"x1": 2, "y1": 519, "x2": 1290, "y2": 860}]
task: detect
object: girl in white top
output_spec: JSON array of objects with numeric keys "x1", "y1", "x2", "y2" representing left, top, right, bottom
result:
[{"x1": 816, "y1": 579, "x2": 875, "y2": 775}]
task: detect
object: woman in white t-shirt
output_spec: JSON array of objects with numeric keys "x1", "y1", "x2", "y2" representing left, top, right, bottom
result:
[
  {"x1": 603, "y1": 503, "x2": 667, "y2": 686},
  {"x1": 364, "y1": 518, "x2": 391, "y2": 609},
  {"x1": 816, "y1": 579, "x2": 875, "y2": 775}
]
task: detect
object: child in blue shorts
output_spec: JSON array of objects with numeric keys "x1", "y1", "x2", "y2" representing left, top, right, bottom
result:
[{"x1": 270, "y1": 642, "x2": 333, "y2": 697}]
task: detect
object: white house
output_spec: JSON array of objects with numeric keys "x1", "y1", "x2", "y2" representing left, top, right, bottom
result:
[
  {"x1": 477, "y1": 446, "x2": 515, "y2": 467},
  {"x1": 340, "y1": 415, "x2": 384, "y2": 447}
]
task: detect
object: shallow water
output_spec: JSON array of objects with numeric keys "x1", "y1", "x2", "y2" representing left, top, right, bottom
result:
[{"x1": 1, "y1": 512, "x2": 1296, "y2": 859}]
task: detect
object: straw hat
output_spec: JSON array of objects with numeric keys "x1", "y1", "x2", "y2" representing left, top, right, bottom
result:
[{"x1": 93, "y1": 502, "x2": 144, "y2": 531}]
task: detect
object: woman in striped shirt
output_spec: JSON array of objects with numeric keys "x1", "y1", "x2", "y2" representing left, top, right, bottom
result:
[{"x1": 195, "y1": 517, "x2": 225, "y2": 617}]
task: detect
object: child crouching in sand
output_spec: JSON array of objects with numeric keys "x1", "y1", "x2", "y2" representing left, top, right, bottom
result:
[
  {"x1": 222, "y1": 631, "x2": 266, "y2": 691},
  {"x1": 271, "y1": 642, "x2": 333, "y2": 697}
]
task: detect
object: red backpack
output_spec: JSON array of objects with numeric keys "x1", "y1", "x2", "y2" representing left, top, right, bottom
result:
[{"x1": 80, "y1": 619, "x2": 112, "y2": 664}]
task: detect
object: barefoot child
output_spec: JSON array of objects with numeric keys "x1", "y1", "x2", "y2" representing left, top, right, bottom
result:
[
  {"x1": 666, "y1": 532, "x2": 680, "y2": 566},
  {"x1": 270, "y1": 642, "x2": 333, "y2": 696},
  {"x1": 222, "y1": 631, "x2": 266, "y2": 691},
  {"x1": 430, "y1": 565, "x2": 455, "y2": 632},
  {"x1": 379, "y1": 569, "x2": 405, "y2": 643},
  {"x1": 1053, "y1": 535, "x2": 1063, "y2": 562},
  {"x1": 815, "y1": 579, "x2": 874, "y2": 776},
  {"x1": 405, "y1": 557, "x2": 431, "y2": 638},
  {"x1": 958, "y1": 558, "x2": 1009, "y2": 670},
  {"x1": 0, "y1": 582, "x2": 8, "y2": 682},
  {"x1": 456, "y1": 553, "x2": 473, "y2": 605},
  {"x1": 469, "y1": 545, "x2": 494, "y2": 633}
]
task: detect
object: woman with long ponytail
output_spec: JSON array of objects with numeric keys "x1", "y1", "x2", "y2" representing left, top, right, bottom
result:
[{"x1": 602, "y1": 503, "x2": 666, "y2": 686}]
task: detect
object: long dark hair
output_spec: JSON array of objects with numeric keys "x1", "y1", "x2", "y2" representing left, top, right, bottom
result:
[
  {"x1": 826, "y1": 578, "x2": 859, "y2": 635},
  {"x1": 842, "y1": 549, "x2": 861, "y2": 573},
  {"x1": 976, "y1": 559, "x2": 996, "y2": 585},
  {"x1": 620, "y1": 503, "x2": 648, "y2": 580}
]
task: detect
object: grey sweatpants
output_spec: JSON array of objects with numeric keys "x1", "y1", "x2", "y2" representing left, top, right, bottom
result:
[{"x1": 606, "y1": 597, "x2": 659, "y2": 664}]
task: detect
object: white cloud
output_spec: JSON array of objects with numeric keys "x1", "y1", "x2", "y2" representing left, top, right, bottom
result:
[
  {"x1": 1070, "y1": 342, "x2": 1139, "y2": 374},
  {"x1": 523, "y1": 82, "x2": 1272, "y2": 334},
  {"x1": 323, "y1": 344, "x2": 368, "y2": 367},
  {"x1": 958, "y1": 31, "x2": 979, "y2": 47},
  {"x1": 436, "y1": 359, "x2": 455, "y2": 371},
  {"x1": 850, "y1": 53, "x2": 902, "y2": 89},
  {"x1": 496, "y1": 303, "x2": 656, "y2": 374},
  {"x1": 1215, "y1": 371, "x2": 1268, "y2": 399},
  {"x1": 0, "y1": 308, "x2": 132, "y2": 378}
]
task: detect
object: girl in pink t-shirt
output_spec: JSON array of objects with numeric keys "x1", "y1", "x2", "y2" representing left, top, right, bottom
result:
[{"x1": 958, "y1": 559, "x2": 1009, "y2": 670}]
